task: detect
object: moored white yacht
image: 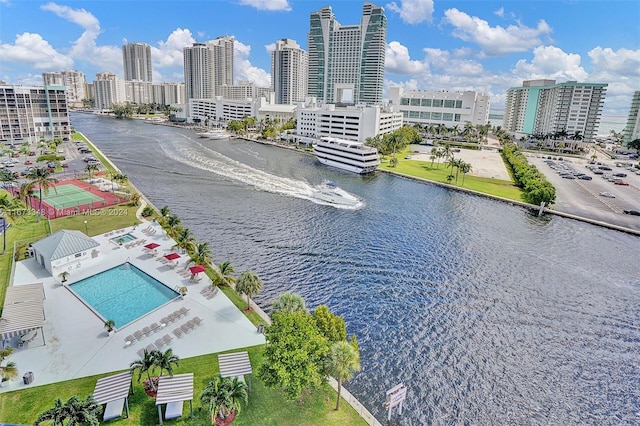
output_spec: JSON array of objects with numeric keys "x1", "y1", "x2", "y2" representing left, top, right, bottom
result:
[
  {"x1": 312, "y1": 137, "x2": 380, "y2": 174},
  {"x1": 197, "y1": 129, "x2": 230, "y2": 139}
]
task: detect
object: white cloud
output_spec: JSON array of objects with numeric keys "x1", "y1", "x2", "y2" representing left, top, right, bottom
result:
[
  {"x1": 423, "y1": 48, "x2": 485, "y2": 77},
  {"x1": 444, "y1": 8, "x2": 552, "y2": 56},
  {"x1": 238, "y1": 0, "x2": 291, "y2": 12},
  {"x1": 588, "y1": 47, "x2": 640, "y2": 77},
  {"x1": 0, "y1": 33, "x2": 73, "y2": 70},
  {"x1": 494, "y1": 7, "x2": 504, "y2": 18},
  {"x1": 386, "y1": 0, "x2": 434, "y2": 24},
  {"x1": 265, "y1": 43, "x2": 276, "y2": 54},
  {"x1": 386, "y1": 41, "x2": 427, "y2": 75},
  {"x1": 41, "y1": 2, "x2": 99, "y2": 32},
  {"x1": 153, "y1": 28, "x2": 196, "y2": 69},
  {"x1": 513, "y1": 45, "x2": 588, "y2": 82},
  {"x1": 234, "y1": 40, "x2": 270, "y2": 87}
]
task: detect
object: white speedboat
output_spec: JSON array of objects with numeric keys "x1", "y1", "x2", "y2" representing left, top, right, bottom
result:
[
  {"x1": 197, "y1": 130, "x2": 230, "y2": 139},
  {"x1": 310, "y1": 181, "x2": 363, "y2": 208}
]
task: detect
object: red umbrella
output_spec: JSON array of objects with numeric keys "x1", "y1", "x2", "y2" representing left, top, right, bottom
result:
[
  {"x1": 144, "y1": 242, "x2": 160, "y2": 250},
  {"x1": 164, "y1": 253, "x2": 181, "y2": 261},
  {"x1": 189, "y1": 265, "x2": 206, "y2": 274}
]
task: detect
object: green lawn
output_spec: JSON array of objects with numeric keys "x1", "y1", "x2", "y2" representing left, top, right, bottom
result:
[
  {"x1": 73, "y1": 132, "x2": 118, "y2": 175},
  {"x1": 49, "y1": 203, "x2": 141, "y2": 236},
  {"x1": 380, "y1": 149, "x2": 525, "y2": 201},
  {"x1": 0, "y1": 346, "x2": 366, "y2": 425}
]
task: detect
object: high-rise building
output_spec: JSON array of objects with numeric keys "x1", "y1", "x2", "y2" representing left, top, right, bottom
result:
[
  {"x1": 207, "y1": 36, "x2": 234, "y2": 96},
  {"x1": 622, "y1": 91, "x2": 640, "y2": 146},
  {"x1": 184, "y1": 43, "x2": 213, "y2": 100},
  {"x1": 503, "y1": 79, "x2": 607, "y2": 142},
  {"x1": 152, "y1": 82, "x2": 186, "y2": 105},
  {"x1": 42, "y1": 71, "x2": 87, "y2": 107},
  {"x1": 307, "y1": 3, "x2": 386, "y2": 105},
  {"x1": 388, "y1": 87, "x2": 490, "y2": 127},
  {"x1": 122, "y1": 42, "x2": 153, "y2": 82},
  {"x1": 94, "y1": 72, "x2": 126, "y2": 110},
  {"x1": 219, "y1": 81, "x2": 271, "y2": 101},
  {"x1": 0, "y1": 84, "x2": 71, "y2": 143},
  {"x1": 271, "y1": 38, "x2": 308, "y2": 105}
]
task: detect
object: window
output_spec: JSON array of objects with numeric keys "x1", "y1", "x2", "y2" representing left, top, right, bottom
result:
[
  {"x1": 420, "y1": 111, "x2": 430, "y2": 119},
  {"x1": 409, "y1": 111, "x2": 420, "y2": 118},
  {"x1": 454, "y1": 114, "x2": 461, "y2": 122},
  {"x1": 444, "y1": 100, "x2": 455, "y2": 108},
  {"x1": 455, "y1": 100, "x2": 462, "y2": 108},
  {"x1": 421, "y1": 99, "x2": 432, "y2": 107},
  {"x1": 433, "y1": 99, "x2": 443, "y2": 108},
  {"x1": 442, "y1": 113, "x2": 453, "y2": 121},
  {"x1": 432, "y1": 112, "x2": 442, "y2": 120},
  {"x1": 401, "y1": 98, "x2": 410, "y2": 105},
  {"x1": 410, "y1": 98, "x2": 420, "y2": 106}
]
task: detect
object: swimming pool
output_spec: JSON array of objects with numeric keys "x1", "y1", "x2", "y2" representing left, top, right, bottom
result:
[
  {"x1": 70, "y1": 263, "x2": 179, "y2": 328},
  {"x1": 110, "y1": 233, "x2": 136, "y2": 244}
]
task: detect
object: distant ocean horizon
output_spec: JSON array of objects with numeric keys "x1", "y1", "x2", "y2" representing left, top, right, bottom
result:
[{"x1": 488, "y1": 112, "x2": 627, "y2": 136}]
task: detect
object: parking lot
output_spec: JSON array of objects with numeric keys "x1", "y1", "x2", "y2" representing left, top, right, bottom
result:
[
  {"x1": 527, "y1": 154, "x2": 640, "y2": 231},
  {"x1": 1, "y1": 139, "x2": 102, "y2": 190}
]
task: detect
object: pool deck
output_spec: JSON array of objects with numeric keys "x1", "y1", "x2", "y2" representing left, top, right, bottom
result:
[{"x1": 1, "y1": 221, "x2": 265, "y2": 392}]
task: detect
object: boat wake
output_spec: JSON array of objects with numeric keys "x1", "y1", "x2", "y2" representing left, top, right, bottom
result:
[{"x1": 160, "y1": 138, "x2": 364, "y2": 210}]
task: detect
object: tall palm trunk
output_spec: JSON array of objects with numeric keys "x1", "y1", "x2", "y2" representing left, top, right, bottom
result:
[{"x1": 336, "y1": 378, "x2": 342, "y2": 410}]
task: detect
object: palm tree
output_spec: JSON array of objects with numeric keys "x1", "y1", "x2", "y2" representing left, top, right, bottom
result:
[
  {"x1": 19, "y1": 181, "x2": 35, "y2": 209},
  {"x1": 460, "y1": 161, "x2": 472, "y2": 186},
  {"x1": 172, "y1": 227, "x2": 195, "y2": 253},
  {"x1": 326, "y1": 341, "x2": 361, "y2": 411},
  {"x1": 26, "y1": 167, "x2": 57, "y2": 223},
  {"x1": 236, "y1": 270, "x2": 263, "y2": 311},
  {"x1": 190, "y1": 241, "x2": 213, "y2": 267},
  {"x1": 153, "y1": 348, "x2": 179, "y2": 377},
  {"x1": 271, "y1": 292, "x2": 307, "y2": 315},
  {"x1": 130, "y1": 349, "x2": 158, "y2": 390},
  {"x1": 160, "y1": 205, "x2": 171, "y2": 218},
  {"x1": 217, "y1": 261, "x2": 236, "y2": 287},
  {"x1": 85, "y1": 163, "x2": 99, "y2": 178},
  {"x1": 200, "y1": 376, "x2": 248, "y2": 423},
  {"x1": 35, "y1": 398, "x2": 66, "y2": 425},
  {"x1": 62, "y1": 395, "x2": 100, "y2": 426}
]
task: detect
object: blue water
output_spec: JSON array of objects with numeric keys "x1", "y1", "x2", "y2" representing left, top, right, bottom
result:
[
  {"x1": 110, "y1": 233, "x2": 136, "y2": 244},
  {"x1": 71, "y1": 113, "x2": 640, "y2": 425},
  {"x1": 70, "y1": 263, "x2": 178, "y2": 327}
]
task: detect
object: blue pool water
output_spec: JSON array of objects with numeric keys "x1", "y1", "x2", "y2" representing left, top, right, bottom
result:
[
  {"x1": 70, "y1": 263, "x2": 178, "y2": 327},
  {"x1": 110, "y1": 233, "x2": 136, "y2": 244}
]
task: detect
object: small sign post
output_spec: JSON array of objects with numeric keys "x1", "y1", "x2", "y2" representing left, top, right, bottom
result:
[{"x1": 385, "y1": 383, "x2": 408, "y2": 421}]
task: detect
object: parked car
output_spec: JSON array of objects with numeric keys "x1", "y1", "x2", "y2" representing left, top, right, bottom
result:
[
  {"x1": 599, "y1": 192, "x2": 616, "y2": 198},
  {"x1": 614, "y1": 181, "x2": 629, "y2": 186},
  {"x1": 61, "y1": 163, "x2": 69, "y2": 168},
  {"x1": 578, "y1": 175, "x2": 592, "y2": 180},
  {"x1": 623, "y1": 210, "x2": 640, "y2": 216},
  {"x1": 24, "y1": 160, "x2": 33, "y2": 165},
  {"x1": 613, "y1": 173, "x2": 627, "y2": 177},
  {"x1": 47, "y1": 162, "x2": 56, "y2": 168}
]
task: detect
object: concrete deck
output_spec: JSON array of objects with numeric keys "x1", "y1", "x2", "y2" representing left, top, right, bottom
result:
[{"x1": 1, "y1": 221, "x2": 265, "y2": 392}]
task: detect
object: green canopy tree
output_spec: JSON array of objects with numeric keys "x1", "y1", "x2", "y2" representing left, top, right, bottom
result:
[
  {"x1": 236, "y1": 270, "x2": 263, "y2": 311},
  {"x1": 200, "y1": 376, "x2": 248, "y2": 423},
  {"x1": 326, "y1": 340, "x2": 361, "y2": 411},
  {"x1": 153, "y1": 348, "x2": 179, "y2": 377},
  {"x1": 129, "y1": 349, "x2": 158, "y2": 390},
  {"x1": 34, "y1": 398, "x2": 66, "y2": 425},
  {"x1": 258, "y1": 311, "x2": 329, "y2": 401},
  {"x1": 61, "y1": 395, "x2": 100, "y2": 426},
  {"x1": 312, "y1": 305, "x2": 346, "y2": 343}
]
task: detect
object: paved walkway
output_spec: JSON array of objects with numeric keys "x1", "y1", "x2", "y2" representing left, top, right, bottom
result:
[{"x1": 1, "y1": 221, "x2": 265, "y2": 393}]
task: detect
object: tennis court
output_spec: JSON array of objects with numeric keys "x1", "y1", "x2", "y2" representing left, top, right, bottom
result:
[{"x1": 38, "y1": 184, "x2": 105, "y2": 210}]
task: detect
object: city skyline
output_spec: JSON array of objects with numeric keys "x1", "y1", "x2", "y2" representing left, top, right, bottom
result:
[{"x1": 0, "y1": 0, "x2": 638, "y2": 115}]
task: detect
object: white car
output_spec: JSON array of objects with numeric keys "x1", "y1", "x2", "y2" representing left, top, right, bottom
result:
[{"x1": 599, "y1": 192, "x2": 616, "y2": 198}]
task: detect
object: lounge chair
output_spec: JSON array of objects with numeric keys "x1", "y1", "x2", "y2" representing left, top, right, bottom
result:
[
  {"x1": 103, "y1": 398, "x2": 125, "y2": 422},
  {"x1": 165, "y1": 401, "x2": 183, "y2": 420},
  {"x1": 162, "y1": 334, "x2": 173, "y2": 345},
  {"x1": 134, "y1": 330, "x2": 144, "y2": 341},
  {"x1": 124, "y1": 335, "x2": 135, "y2": 346},
  {"x1": 150, "y1": 323, "x2": 161, "y2": 333},
  {"x1": 155, "y1": 338, "x2": 165, "y2": 348},
  {"x1": 173, "y1": 328, "x2": 183, "y2": 338},
  {"x1": 179, "y1": 307, "x2": 190, "y2": 316},
  {"x1": 145, "y1": 343, "x2": 155, "y2": 352},
  {"x1": 180, "y1": 323, "x2": 190, "y2": 334},
  {"x1": 142, "y1": 326, "x2": 152, "y2": 336},
  {"x1": 193, "y1": 317, "x2": 203, "y2": 326},
  {"x1": 137, "y1": 348, "x2": 146, "y2": 358}
]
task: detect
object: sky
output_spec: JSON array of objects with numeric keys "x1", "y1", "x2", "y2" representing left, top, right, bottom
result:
[{"x1": 0, "y1": 0, "x2": 639, "y2": 116}]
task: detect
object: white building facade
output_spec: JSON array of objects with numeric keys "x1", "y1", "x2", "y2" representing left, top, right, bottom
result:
[
  {"x1": 307, "y1": 3, "x2": 386, "y2": 105},
  {"x1": 94, "y1": 72, "x2": 126, "y2": 110},
  {"x1": 207, "y1": 36, "x2": 234, "y2": 96},
  {"x1": 152, "y1": 82, "x2": 186, "y2": 105},
  {"x1": 295, "y1": 100, "x2": 402, "y2": 143},
  {"x1": 122, "y1": 42, "x2": 153, "y2": 82},
  {"x1": 622, "y1": 91, "x2": 640, "y2": 145},
  {"x1": 0, "y1": 84, "x2": 71, "y2": 143},
  {"x1": 503, "y1": 79, "x2": 607, "y2": 142},
  {"x1": 271, "y1": 38, "x2": 308, "y2": 105},
  {"x1": 219, "y1": 81, "x2": 271, "y2": 101},
  {"x1": 388, "y1": 87, "x2": 490, "y2": 127},
  {"x1": 183, "y1": 43, "x2": 213, "y2": 100},
  {"x1": 42, "y1": 70, "x2": 87, "y2": 107}
]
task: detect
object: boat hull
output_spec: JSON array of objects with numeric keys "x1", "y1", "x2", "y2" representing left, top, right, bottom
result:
[{"x1": 315, "y1": 156, "x2": 377, "y2": 174}]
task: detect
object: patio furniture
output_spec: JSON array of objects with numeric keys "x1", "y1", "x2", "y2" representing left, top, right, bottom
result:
[
  {"x1": 137, "y1": 348, "x2": 146, "y2": 358},
  {"x1": 155, "y1": 338, "x2": 165, "y2": 348},
  {"x1": 103, "y1": 398, "x2": 126, "y2": 422},
  {"x1": 163, "y1": 334, "x2": 173, "y2": 345},
  {"x1": 192, "y1": 317, "x2": 203, "y2": 326},
  {"x1": 185, "y1": 320, "x2": 195, "y2": 329},
  {"x1": 164, "y1": 401, "x2": 183, "y2": 420},
  {"x1": 124, "y1": 335, "x2": 135, "y2": 346},
  {"x1": 179, "y1": 307, "x2": 190, "y2": 316},
  {"x1": 173, "y1": 328, "x2": 183, "y2": 339},
  {"x1": 151, "y1": 323, "x2": 161, "y2": 333},
  {"x1": 180, "y1": 323, "x2": 190, "y2": 334},
  {"x1": 146, "y1": 343, "x2": 155, "y2": 352},
  {"x1": 142, "y1": 326, "x2": 152, "y2": 336},
  {"x1": 134, "y1": 330, "x2": 144, "y2": 341}
]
